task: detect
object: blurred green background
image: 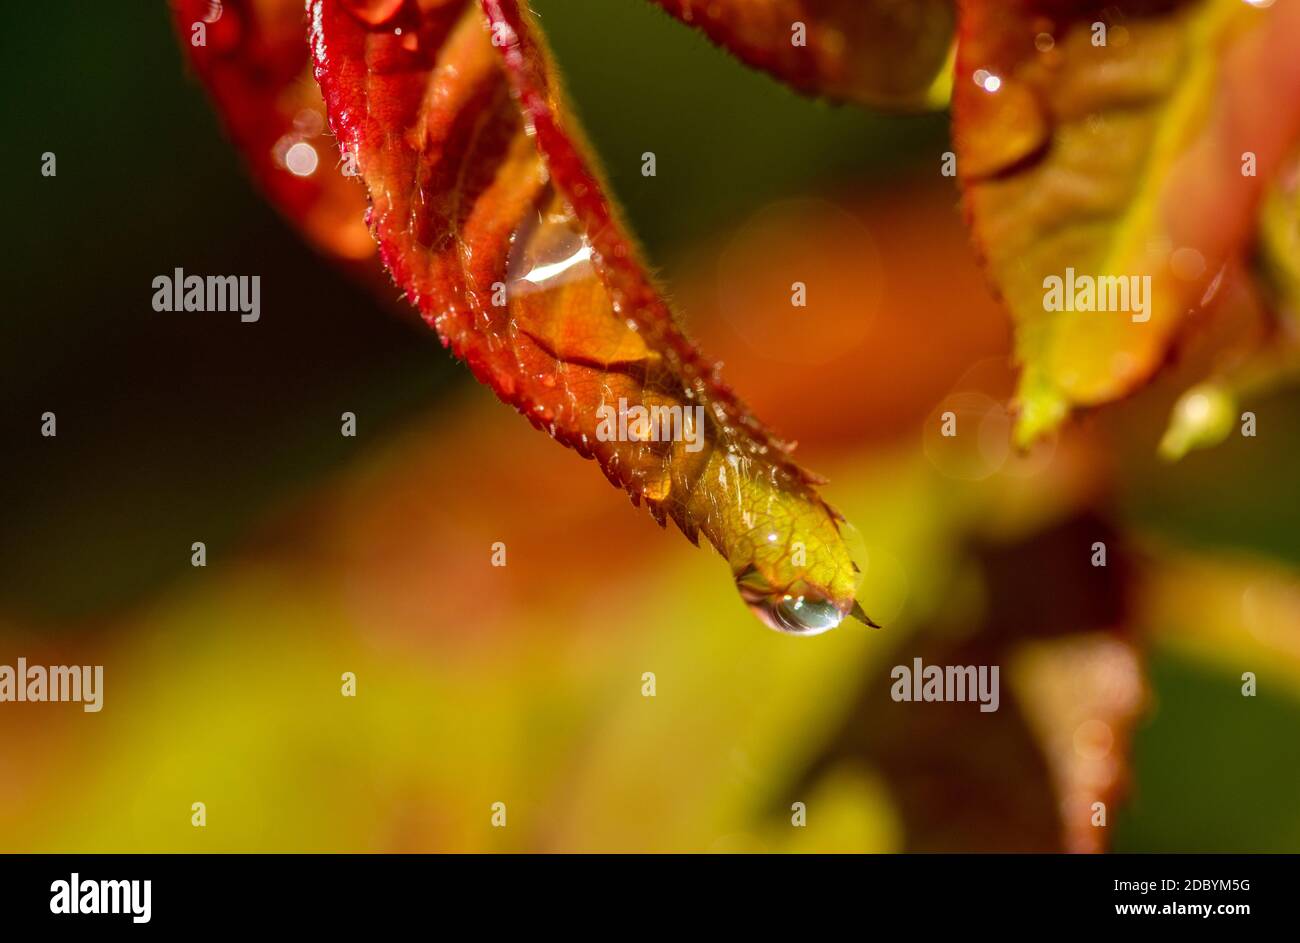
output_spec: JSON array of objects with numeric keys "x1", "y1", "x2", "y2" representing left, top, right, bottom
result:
[{"x1": 0, "y1": 0, "x2": 1297, "y2": 852}]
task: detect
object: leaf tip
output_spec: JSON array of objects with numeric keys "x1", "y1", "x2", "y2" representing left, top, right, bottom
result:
[{"x1": 849, "y1": 600, "x2": 881, "y2": 630}]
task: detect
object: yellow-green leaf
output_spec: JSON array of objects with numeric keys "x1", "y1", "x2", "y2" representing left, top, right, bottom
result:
[{"x1": 955, "y1": 0, "x2": 1300, "y2": 445}]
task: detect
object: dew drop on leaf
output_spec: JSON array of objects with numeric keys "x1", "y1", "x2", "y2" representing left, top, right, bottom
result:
[
  {"x1": 507, "y1": 190, "x2": 597, "y2": 296},
  {"x1": 736, "y1": 568, "x2": 848, "y2": 636}
]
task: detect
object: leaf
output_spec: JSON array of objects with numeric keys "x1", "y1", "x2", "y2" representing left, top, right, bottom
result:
[
  {"x1": 647, "y1": 0, "x2": 956, "y2": 109},
  {"x1": 307, "y1": 0, "x2": 869, "y2": 632},
  {"x1": 954, "y1": 0, "x2": 1300, "y2": 445},
  {"x1": 170, "y1": 0, "x2": 376, "y2": 264}
]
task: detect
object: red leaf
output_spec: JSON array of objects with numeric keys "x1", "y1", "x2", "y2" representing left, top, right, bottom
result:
[
  {"x1": 308, "y1": 0, "x2": 868, "y2": 633},
  {"x1": 648, "y1": 0, "x2": 956, "y2": 109}
]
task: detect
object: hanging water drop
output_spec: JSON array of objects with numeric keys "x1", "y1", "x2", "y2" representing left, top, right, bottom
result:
[{"x1": 735, "y1": 566, "x2": 857, "y2": 635}]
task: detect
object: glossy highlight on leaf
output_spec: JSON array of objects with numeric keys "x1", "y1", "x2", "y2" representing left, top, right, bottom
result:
[
  {"x1": 649, "y1": 0, "x2": 956, "y2": 110},
  {"x1": 954, "y1": 0, "x2": 1300, "y2": 445},
  {"x1": 308, "y1": 0, "x2": 871, "y2": 633}
]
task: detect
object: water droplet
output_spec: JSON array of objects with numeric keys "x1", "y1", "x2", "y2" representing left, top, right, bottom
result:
[
  {"x1": 505, "y1": 185, "x2": 655, "y2": 373},
  {"x1": 285, "y1": 141, "x2": 319, "y2": 177},
  {"x1": 507, "y1": 193, "x2": 596, "y2": 296},
  {"x1": 735, "y1": 568, "x2": 849, "y2": 635},
  {"x1": 959, "y1": 69, "x2": 1049, "y2": 177},
  {"x1": 741, "y1": 590, "x2": 846, "y2": 635}
]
